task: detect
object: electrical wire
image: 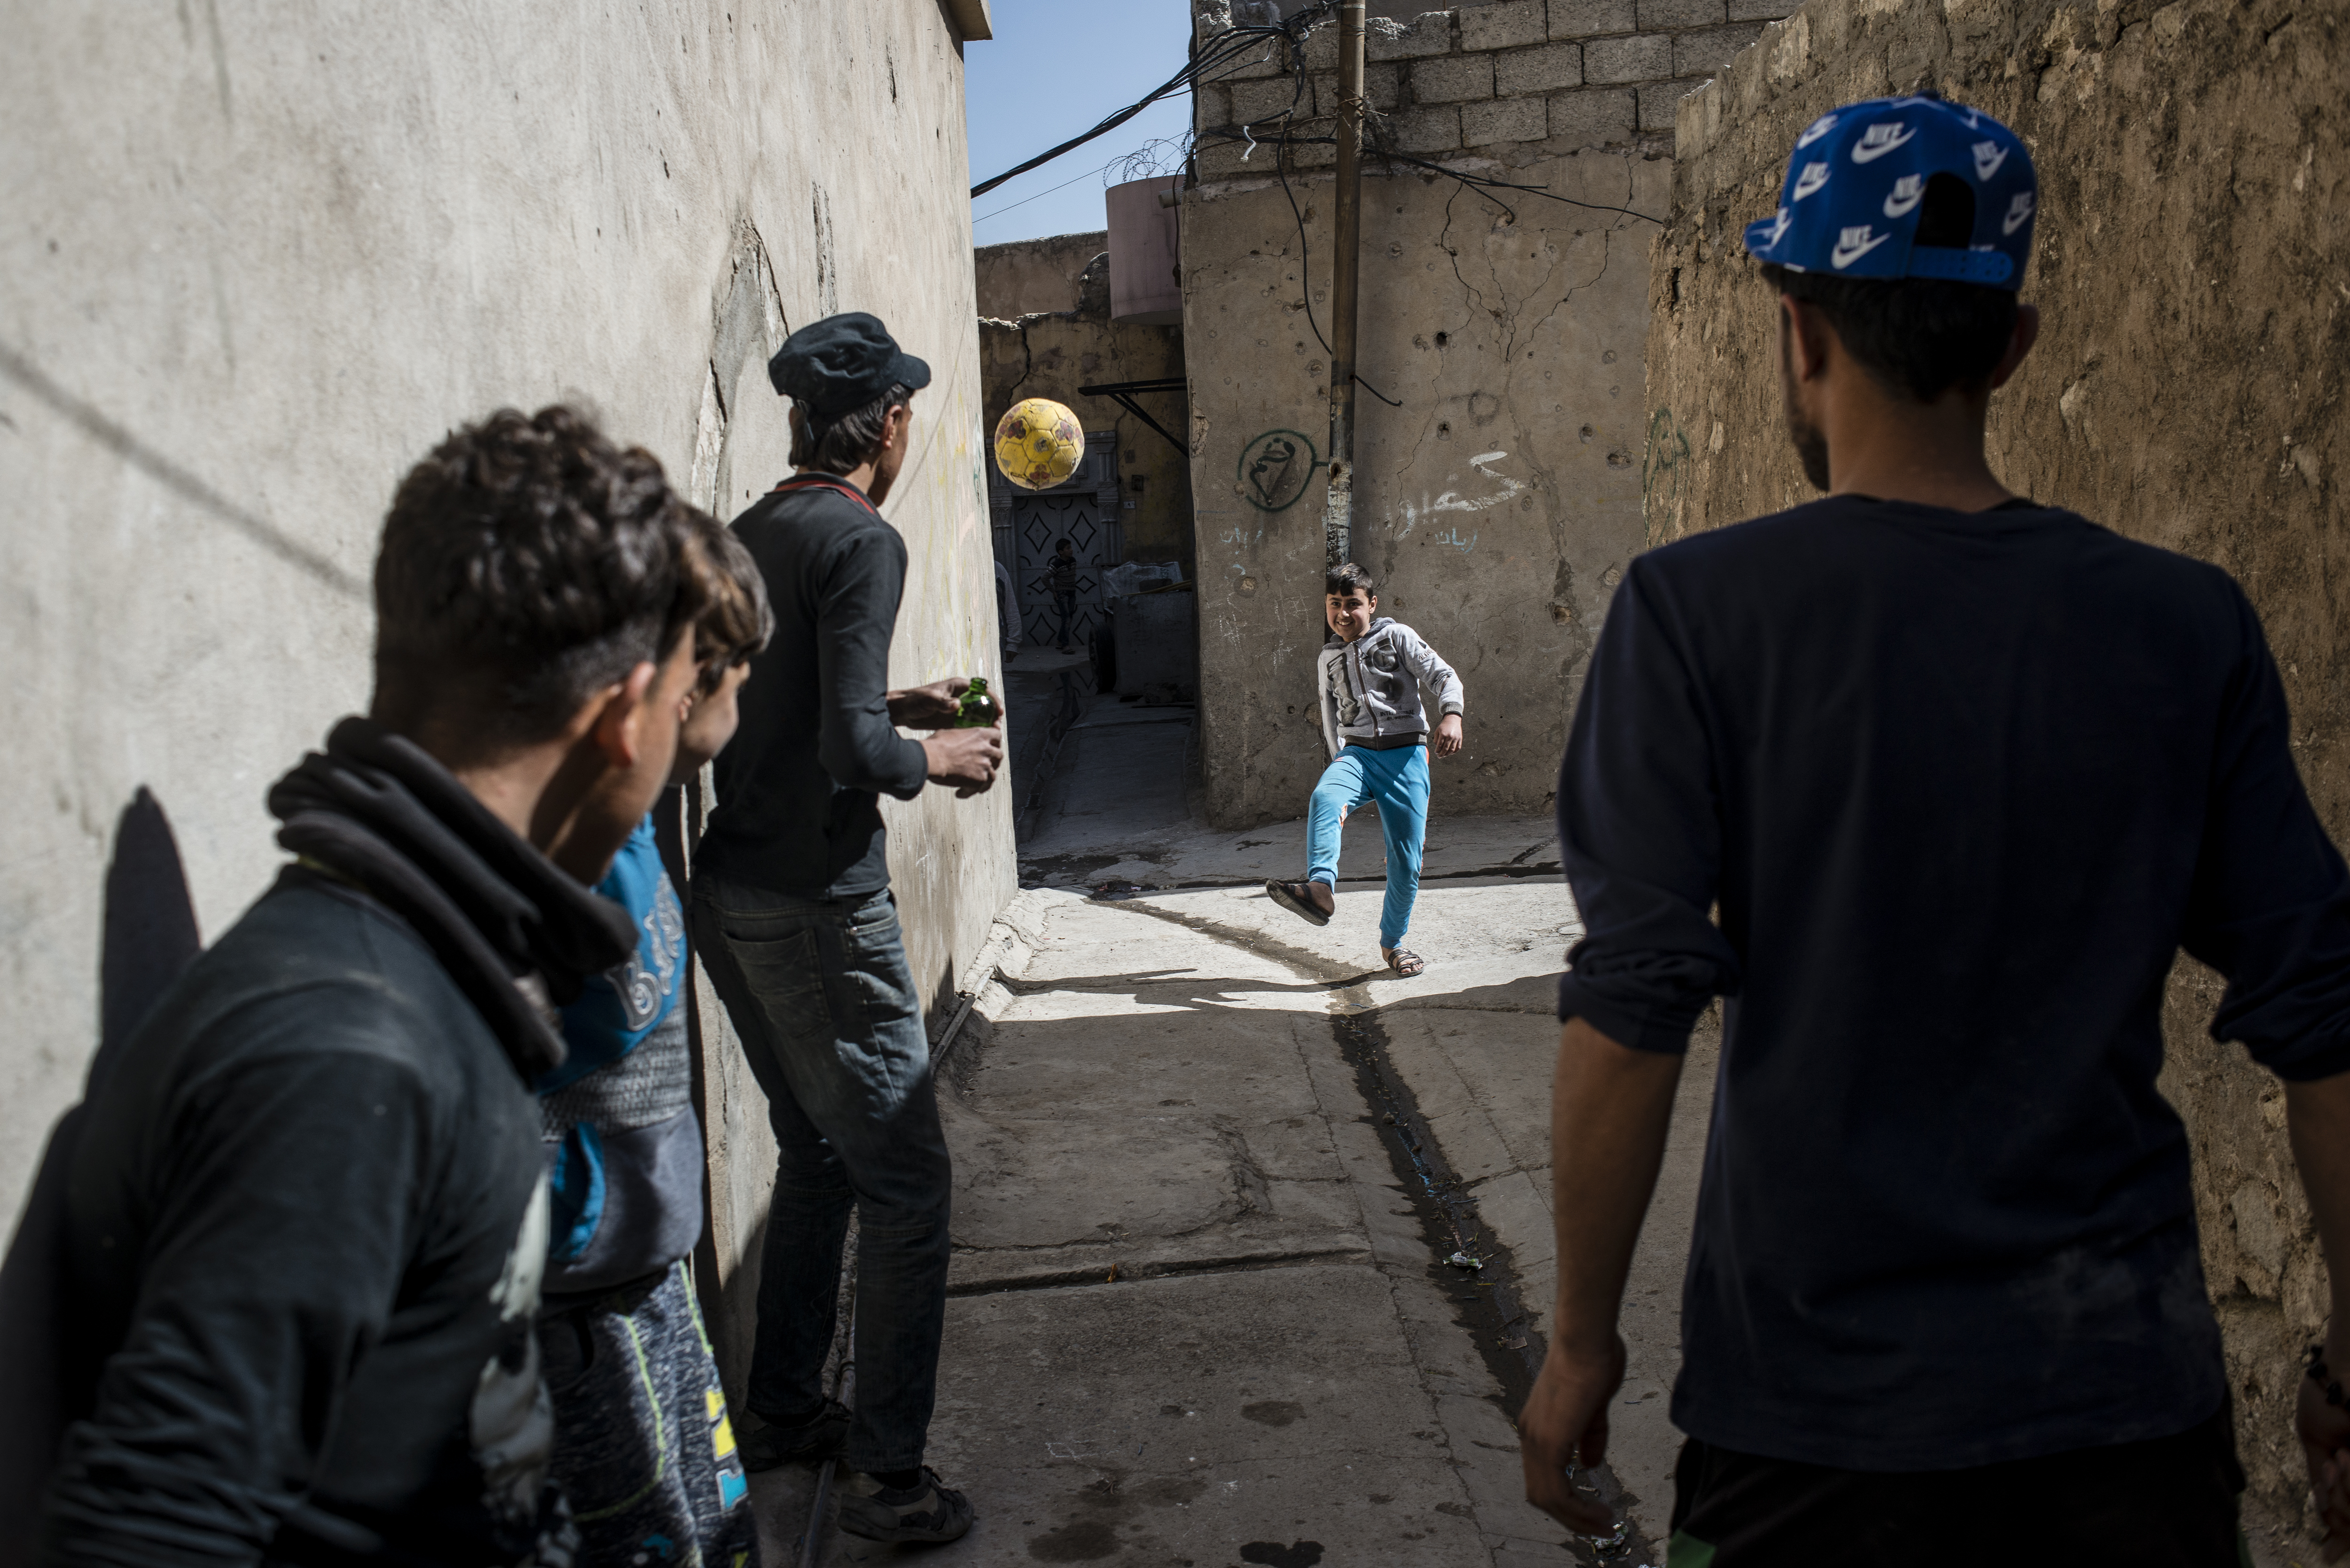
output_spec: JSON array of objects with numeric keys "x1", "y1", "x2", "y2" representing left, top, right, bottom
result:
[
  {"x1": 968, "y1": 5, "x2": 1337, "y2": 199},
  {"x1": 972, "y1": 154, "x2": 1131, "y2": 226}
]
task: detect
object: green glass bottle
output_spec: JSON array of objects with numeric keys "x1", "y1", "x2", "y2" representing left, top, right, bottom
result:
[{"x1": 954, "y1": 677, "x2": 1002, "y2": 728}]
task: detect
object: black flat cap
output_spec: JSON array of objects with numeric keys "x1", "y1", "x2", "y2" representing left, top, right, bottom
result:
[{"x1": 767, "y1": 312, "x2": 932, "y2": 417}]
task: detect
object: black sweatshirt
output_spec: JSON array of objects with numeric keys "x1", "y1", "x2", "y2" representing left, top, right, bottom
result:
[
  {"x1": 701, "y1": 476, "x2": 929, "y2": 900},
  {"x1": 40, "y1": 721, "x2": 634, "y2": 1565},
  {"x1": 1557, "y1": 496, "x2": 2350, "y2": 1471}
]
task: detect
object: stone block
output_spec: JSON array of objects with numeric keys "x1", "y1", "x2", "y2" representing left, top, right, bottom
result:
[
  {"x1": 1461, "y1": 0, "x2": 1550, "y2": 51},
  {"x1": 1214, "y1": 38, "x2": 1290, "y2": 80},
  {"x1": 1462, "y1": 94, "x2": 1551, "y2": 146},
  {"x1": 1583, "y1": 32, "x2": 1674, "y2": 82},
  {"x1": 1230, "y1": 75, "x2": 1304, "y2": 125},
  {"x1": 1412, "y1": 52, "x2": 1496, "y2": 102},
  {"x1": 1367, "y1": 61, "x2": 1404, "y2": 110},
  {"x1": 1193, "y1": 138, "x2": 1254, "y2": 180},
  {"x1": 1637, "y1": 0, "x2": 1728, "y2": 27},
  {"x1": 1391, "y1": 103, "x2": 1463, "y2": 152},
  {"x1": 1496, "y1": 41, "x2": 1584, "y2": 94},
  {"x1": 1727, "y1": 0, "x2": 1800, "y2": 18},
  {"x1": 1551, "y1": 0, "x2": 1639, "y2": 37},
  {"x1": 1637, "y1": 82, "x2": 1690, "y2": 130},
  {"x1": 1546, "y1": 86, "x2": 1638, "y2": 145},
  {"x1": 1301, "y1": 16, "x2": 1339, "y2": 70},
  {"x1": 1366, "y1": 11, "x2": 1454, "y2": 60},
  {"x1": 1194, "y1": 81, "x2": 1230, "y2": 130},
  {"x1": 1674, "y1": 23, "x2": 1764, "y2": 76}
]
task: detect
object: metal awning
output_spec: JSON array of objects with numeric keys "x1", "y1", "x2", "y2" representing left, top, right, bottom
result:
[{"x1": 1077, "y1": 378, "x2": 1188, "y2": 458}]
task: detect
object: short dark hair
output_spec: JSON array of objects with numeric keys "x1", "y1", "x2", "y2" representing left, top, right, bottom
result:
[
  {"x1": 374, "y1": 406, "x2": 699, "y2": 750},
  {"x1": 684, "y1": 516, "x2": 773, "y2": 696},
  {"x1": 1760, "y1": 174, "x2": 2019, "y2": 402},
  {"x1": 791, "y1": 383, "x2": 914, "y2": 474},
  {"x1": 1326, "y1": 562, "x2": 1377, "y2": 598},
  {"x1": 1055, "y1": 537, "x2": 1072, "y2": 550}
]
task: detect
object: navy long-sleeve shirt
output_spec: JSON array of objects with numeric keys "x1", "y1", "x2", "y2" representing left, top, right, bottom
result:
[
  {"x1": 1557, "y1": 495, "x2": 2350, "y2": 1471},
  {"x1": 702, "y1": 476, "x2": 930, "y2": 899}
]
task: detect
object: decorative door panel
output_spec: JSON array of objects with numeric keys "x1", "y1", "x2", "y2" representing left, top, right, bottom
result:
[{"x1": 995, "y1": 430, "x2": 1121, "y2": 650}]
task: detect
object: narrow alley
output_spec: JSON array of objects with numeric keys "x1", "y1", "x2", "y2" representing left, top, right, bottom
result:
[{"x1": 754, "y1": 675, "x2": 1719, "y2": 1565}]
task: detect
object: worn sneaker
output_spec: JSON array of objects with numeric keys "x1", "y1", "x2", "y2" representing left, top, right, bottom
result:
[
  {"x1": 1266, "y1": 878, "x2": 1333, "y2": 927},
  {"x1": 837, "y1": 1467, "x2": 976, "y2": 1543},
  {"x1": 737, "y1": 1399, "x2": 851, "y2": 1470}
]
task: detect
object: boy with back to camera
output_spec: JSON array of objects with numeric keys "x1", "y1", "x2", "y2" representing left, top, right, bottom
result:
[
  {"x1": 1265, "y1": 563, "x2": 1464, "y2": 976},
  {"x1": 37, "y1": 406, "x2": 708, "y2": 1566},
  {"x1": 1520, "y1": 96, "x2": 2350, "y2": 1563}
]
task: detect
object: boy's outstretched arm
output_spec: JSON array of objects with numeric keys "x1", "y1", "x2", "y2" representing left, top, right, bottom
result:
[{"x1": 1520, "y1": 1017, "x2": 1684, "y2": 1534}]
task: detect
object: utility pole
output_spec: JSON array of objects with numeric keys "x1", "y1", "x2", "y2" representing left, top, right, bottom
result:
[{"x1": 1324, "y1": 0, "x2": 1366, "y2": 569}]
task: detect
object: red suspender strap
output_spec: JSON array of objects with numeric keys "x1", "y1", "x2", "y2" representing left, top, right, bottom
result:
[{"x1": 770, "y1": 474, "x2": 882, "y2": 518}]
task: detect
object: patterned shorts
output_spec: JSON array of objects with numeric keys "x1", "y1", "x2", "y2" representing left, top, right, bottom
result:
[{"x1": 540, "y1": 1260, "x2": 759, "y2": 1568}]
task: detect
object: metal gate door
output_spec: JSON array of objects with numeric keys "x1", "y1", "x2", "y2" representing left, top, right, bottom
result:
[{"x1": 992, "y1": 430, "x2": 1121, "y2": 652}]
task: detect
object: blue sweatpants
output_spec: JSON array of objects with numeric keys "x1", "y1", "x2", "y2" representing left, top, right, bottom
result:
[{"x1": 1307, "y1": 743, "x2": 1431, "y2": 949}]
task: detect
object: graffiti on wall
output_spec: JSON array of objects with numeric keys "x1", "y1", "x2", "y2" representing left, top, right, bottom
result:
[{"x1": 1238, "y1": 429, "x2": 1318, "y2": 513}]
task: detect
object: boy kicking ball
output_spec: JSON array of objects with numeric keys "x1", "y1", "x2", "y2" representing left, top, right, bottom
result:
[{"x1": 1266, "y1": 562, "x2": 1465, "y2": 976}]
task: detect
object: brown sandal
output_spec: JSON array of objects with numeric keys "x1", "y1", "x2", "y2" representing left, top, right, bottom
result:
[{"x1": 1384, "y1": 947, "x2": 1426, "y2": 977}]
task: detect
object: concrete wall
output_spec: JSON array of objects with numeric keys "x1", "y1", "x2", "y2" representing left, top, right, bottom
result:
[
  {"x1": 1646, "y1": 0, "x2": 2345, "y2": 1530},
  {"x1": 1183, "y1": 1, "x2": 1789, "y2": 826},
  {"x1": 0, "y1": 0, "x2": 1013, "y2": 1387},
  {"x1": 979, "y1": 252, "x2": 1195, "y2": 566},
  {"x1": 976, "y1": 230, "x2": 1111, "y2": 321}
]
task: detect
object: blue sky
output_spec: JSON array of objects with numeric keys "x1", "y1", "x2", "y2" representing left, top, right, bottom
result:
[{"x1": 965, "y1": 0, "x2": 1197, "y2": 247}]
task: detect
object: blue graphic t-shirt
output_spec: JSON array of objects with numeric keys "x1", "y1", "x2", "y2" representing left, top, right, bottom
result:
[
  {"x1": 543, "y1": 816, "x2": 683, "y2": 1092},
  {"x1": 536, "y1": 816, "x2": 703, "y2": 1290}
]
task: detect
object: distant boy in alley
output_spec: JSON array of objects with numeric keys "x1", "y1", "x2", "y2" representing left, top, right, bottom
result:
[{"x1": 1266, "y1": 563, "x2": 1463, "y2": 976}]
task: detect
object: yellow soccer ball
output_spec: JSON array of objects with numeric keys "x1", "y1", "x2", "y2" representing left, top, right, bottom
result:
[{"x1": 994, "y1": 398, "x2": 1084, "y2": 491}]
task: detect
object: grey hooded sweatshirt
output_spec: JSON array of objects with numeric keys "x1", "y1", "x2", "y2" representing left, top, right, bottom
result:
[{"x1": 1317, "y1": 616, "x2": 1465, "y2": 758}]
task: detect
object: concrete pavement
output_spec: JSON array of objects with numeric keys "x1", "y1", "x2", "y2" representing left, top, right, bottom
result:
[{"x1": 752, "y1": 694, "x2": 1714, "y2": 1564}]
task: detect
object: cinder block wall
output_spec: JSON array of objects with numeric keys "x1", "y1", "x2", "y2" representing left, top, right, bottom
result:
[
  {"x1": 1182, "y1": 1, "x2": 1790, "y2": 828},
  {"x1": 1647, "y1": 0, "x2": 2345, "y2": 1533}
]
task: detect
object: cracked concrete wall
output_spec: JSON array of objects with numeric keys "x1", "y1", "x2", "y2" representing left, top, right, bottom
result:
[
  {"x1": 979, "y1": 255, "x2": 1195, "y2": 566},
  {"x1": 976, "y1": 230, "x2": 1110, "y2": 320},
  {"x1": 0, "y1": 0, "x2": 1012, "y2": 1384},
  {"x1": 1645, "y1": 0, "x2": 2345, "y2": 1530},
  {"x1": 1183, "y1": 150, "x2": 1671, "y2": 827}
]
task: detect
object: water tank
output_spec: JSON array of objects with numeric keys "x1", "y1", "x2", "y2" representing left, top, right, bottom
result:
[{"x1": 1106, "y1": 176, "x2": 1184, "y2": 326}]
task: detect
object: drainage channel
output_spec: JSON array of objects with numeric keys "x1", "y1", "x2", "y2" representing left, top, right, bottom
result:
[
  {"x1": 1329, "y1": 1003, "x2": 1650, "y2": 1568},
  {"x1": 1097, "y1": 895, "x2": 1648, "y2": 1566}
]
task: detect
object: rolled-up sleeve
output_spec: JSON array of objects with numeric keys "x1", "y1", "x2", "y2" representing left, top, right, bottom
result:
[
  {"x1": 1555, "y1": 560, "x2": 1742, "y2": 1052},
  {"x1": 2183, "y1": 587, "x2": 2350, "y2": 1082}
]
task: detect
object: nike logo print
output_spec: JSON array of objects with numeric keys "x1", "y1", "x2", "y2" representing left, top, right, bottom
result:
[
  {"x1": 2003, "y1": 191, "x2": 2036, "y2": 234},
  {"x1": 1796, "y1": 112, "x2": 1841, "y2": 148},
  {"x1": 1793, "y1": 161, "x2": 1832, "y2": 200},
  {"x1": 1830, "y1": 225, "x2": 1892, "y2": 269},
  {"x1": 1972, "y1": 140, "x2": 2008, "y2": 180},
  {"x1": 1851, "y1": 123, "x2": 1916, "y2": 163},
  {"x1": 1883, "y1": 174, "x2": 1925, "y2": 218}
]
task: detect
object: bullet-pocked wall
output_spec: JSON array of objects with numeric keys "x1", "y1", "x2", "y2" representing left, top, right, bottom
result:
[
  {"x1": 0, "y1": 0, "x2": 1013, "y2": 1389},
  {"x1": 1647, "y1": 0, "x2": 2344, "y2": 1533},
  {"x1": 1183, "y1": 0, "x2": 1790, "y2": 827}
]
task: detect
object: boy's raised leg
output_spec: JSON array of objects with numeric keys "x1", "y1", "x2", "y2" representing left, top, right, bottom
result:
[{"x1": 1268, "y1": 751, "x2": 1368, "y2": 928}]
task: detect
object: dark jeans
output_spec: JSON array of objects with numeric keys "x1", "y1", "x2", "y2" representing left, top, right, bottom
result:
[
  {"x1": 1052, "y1": 589, "x2": 1076, "y2": 648},
  {"x1": 1667, "y1": 1396, "x2": 2248, "y2": 1566},
  {"x1": 688, "y1": 880, "x2": 950, "y2": 1474}
]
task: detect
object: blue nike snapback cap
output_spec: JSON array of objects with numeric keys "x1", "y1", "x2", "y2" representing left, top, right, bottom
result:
[{"x1": 1743, "y1": 95, "x2": 2037, "y2": 289}]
